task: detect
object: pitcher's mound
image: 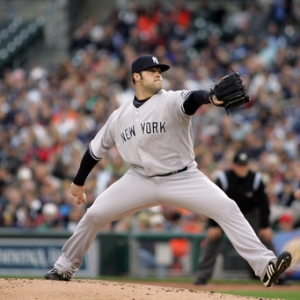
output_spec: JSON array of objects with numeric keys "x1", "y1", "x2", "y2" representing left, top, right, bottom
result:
[{"x1": 0, "y1": 278, "x2": 277, "y2": 300}]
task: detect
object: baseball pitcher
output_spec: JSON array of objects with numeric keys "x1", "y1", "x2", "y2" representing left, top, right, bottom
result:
[{"x1": 45, "y1": 55, "x2": 291, "y2": 287}]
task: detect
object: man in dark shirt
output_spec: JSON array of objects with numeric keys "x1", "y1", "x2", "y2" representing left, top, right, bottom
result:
[{"x1": 195, "y1": 151, "x2": 283, "y2": 285}]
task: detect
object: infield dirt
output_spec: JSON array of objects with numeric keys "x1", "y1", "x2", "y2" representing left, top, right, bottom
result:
[{"x1": 1, "y1": 278, "x2": 295, "y2": 300}]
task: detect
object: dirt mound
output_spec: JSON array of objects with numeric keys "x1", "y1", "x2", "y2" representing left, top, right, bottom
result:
[{"x1": 0, "y1": 278, "x2": 281, "y2": 300}]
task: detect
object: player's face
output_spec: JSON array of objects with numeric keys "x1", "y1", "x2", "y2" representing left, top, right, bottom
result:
[{"x1": 140, "y1": 67, "x2": 163, "y2": 93}]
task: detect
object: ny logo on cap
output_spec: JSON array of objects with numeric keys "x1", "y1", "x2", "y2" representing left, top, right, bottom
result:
[
  {"x1": 239, "y1": 153, "x2": 247, "y2": 161},
  {"x1": 152, "y1": 56, "x2": 159, "y2": 64}
]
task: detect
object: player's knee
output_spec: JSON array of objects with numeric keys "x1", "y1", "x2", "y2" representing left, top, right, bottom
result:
[
  {"x1": 84, "y1": 208, "x2": 106, "y2": 227},
  {"x1": 220, "y1": 197, "x2": 240, "y2": 219}
]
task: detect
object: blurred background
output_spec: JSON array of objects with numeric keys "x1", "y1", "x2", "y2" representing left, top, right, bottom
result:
[{"x1": 0, "y1": 0, "x2": 300, "y2": 281}]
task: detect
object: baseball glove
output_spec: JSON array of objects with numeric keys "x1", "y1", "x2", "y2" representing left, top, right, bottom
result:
[{"x1": 210, "y1": 72, "x2": 250, "y2": 114}]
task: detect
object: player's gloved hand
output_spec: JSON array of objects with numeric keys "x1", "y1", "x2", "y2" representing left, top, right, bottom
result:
[
  {"x1": 70, "y1": 182, "x2": 86, "y2": 205},
  {"x1": 258, "y1": 227, "x2": 273, "y2": 243},
  {"x1": 207, "y1": 226, "x2": 223, "y2": 241},
  {"x1": 209, "y1": 72, "x2": 250, "y2": 114}
]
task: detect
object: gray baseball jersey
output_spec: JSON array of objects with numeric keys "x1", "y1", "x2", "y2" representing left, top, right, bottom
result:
[
  {"x1": 90, "y1": 89, "x2": 194, "y2": 176},
  {"x1": 54, "y1": 89, "x2": 276, "y2": 280}
]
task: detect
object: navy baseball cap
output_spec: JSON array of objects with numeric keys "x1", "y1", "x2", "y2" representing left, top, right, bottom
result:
[
  {"x1": 233, "y1": 152, "x2": 249, "y2": 165},
  {"x1": 131, "y1": 55, "x2": 170, "y2": 74}
]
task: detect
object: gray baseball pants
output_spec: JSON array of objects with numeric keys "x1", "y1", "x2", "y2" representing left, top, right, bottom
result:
[
  {"x1": 54, "y1": 165, "x2": 275, "y2": 279},
  {"x1": 195, "y1": 210, "x2": 277, "y2": 281}
]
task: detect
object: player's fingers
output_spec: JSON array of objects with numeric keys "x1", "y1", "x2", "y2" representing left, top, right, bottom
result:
[
  {"x1": 213, "y1": 95, "x2": 224, "y2": 105},
  {"x1": 82, "y1": 193, "x2": 86, "y2": 203},
  {"x1": 74, "y1": 193, "x2": 86, "y2": 205},
  {"x1": 75, "y1": 197, "x2": 84, "y2": 205}
]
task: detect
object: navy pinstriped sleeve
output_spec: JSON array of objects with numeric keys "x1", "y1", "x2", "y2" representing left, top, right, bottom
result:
[{"x1": 182, "y1": 90, "x2": 211, "y2": 115}]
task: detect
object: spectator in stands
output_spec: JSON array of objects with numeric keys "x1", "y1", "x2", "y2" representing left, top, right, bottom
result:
[
  {"x1": 278, "y1": 213, "x2": 295, "y2": 232},
  {"x1": 37, "y1": 202, "x2": 63, "y2": 231},
  {"x1": 270, "y1": 180, "x2": 295, "y2": 225},
  {"x1": 1, "y1": 0, "x2": 300, "y2": 238},
  {"x1": 136, "y1": 211, "x2": 168, "y2": 278}
]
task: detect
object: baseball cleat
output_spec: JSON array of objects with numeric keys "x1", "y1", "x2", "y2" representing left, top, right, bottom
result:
[
  {"x1": 44, "y1": 268, "x2": 71, "y2": 281},
  {"x1": 262, "y1": 251, "x2": 292, "y2": 287}
]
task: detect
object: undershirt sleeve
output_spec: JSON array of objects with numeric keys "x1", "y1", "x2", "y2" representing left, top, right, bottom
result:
[
  {"x1": 182, "y1": 90, "x2": 211, "y2": 115},
  {"x1": 73, "y1": 146, "x2": 101, "y2": 186}
]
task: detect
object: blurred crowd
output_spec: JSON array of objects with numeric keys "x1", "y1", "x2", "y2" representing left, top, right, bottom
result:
[{"x1": 1, "y1": 0, "x2": 300, "y2": 239}]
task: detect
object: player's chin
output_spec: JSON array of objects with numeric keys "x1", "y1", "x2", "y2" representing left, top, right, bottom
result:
[{"x1": 153, "y1": 81, "x2": 162, "y2": 90}]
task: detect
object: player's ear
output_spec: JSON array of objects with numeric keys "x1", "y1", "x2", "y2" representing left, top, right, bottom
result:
[{"x1": 133, "y1": 72, "x2": 141, "y2": 83}]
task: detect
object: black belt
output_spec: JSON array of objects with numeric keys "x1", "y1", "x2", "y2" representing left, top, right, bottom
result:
[{"x1": 151, "y1": 166, "x2": 188, "y2": 177}]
